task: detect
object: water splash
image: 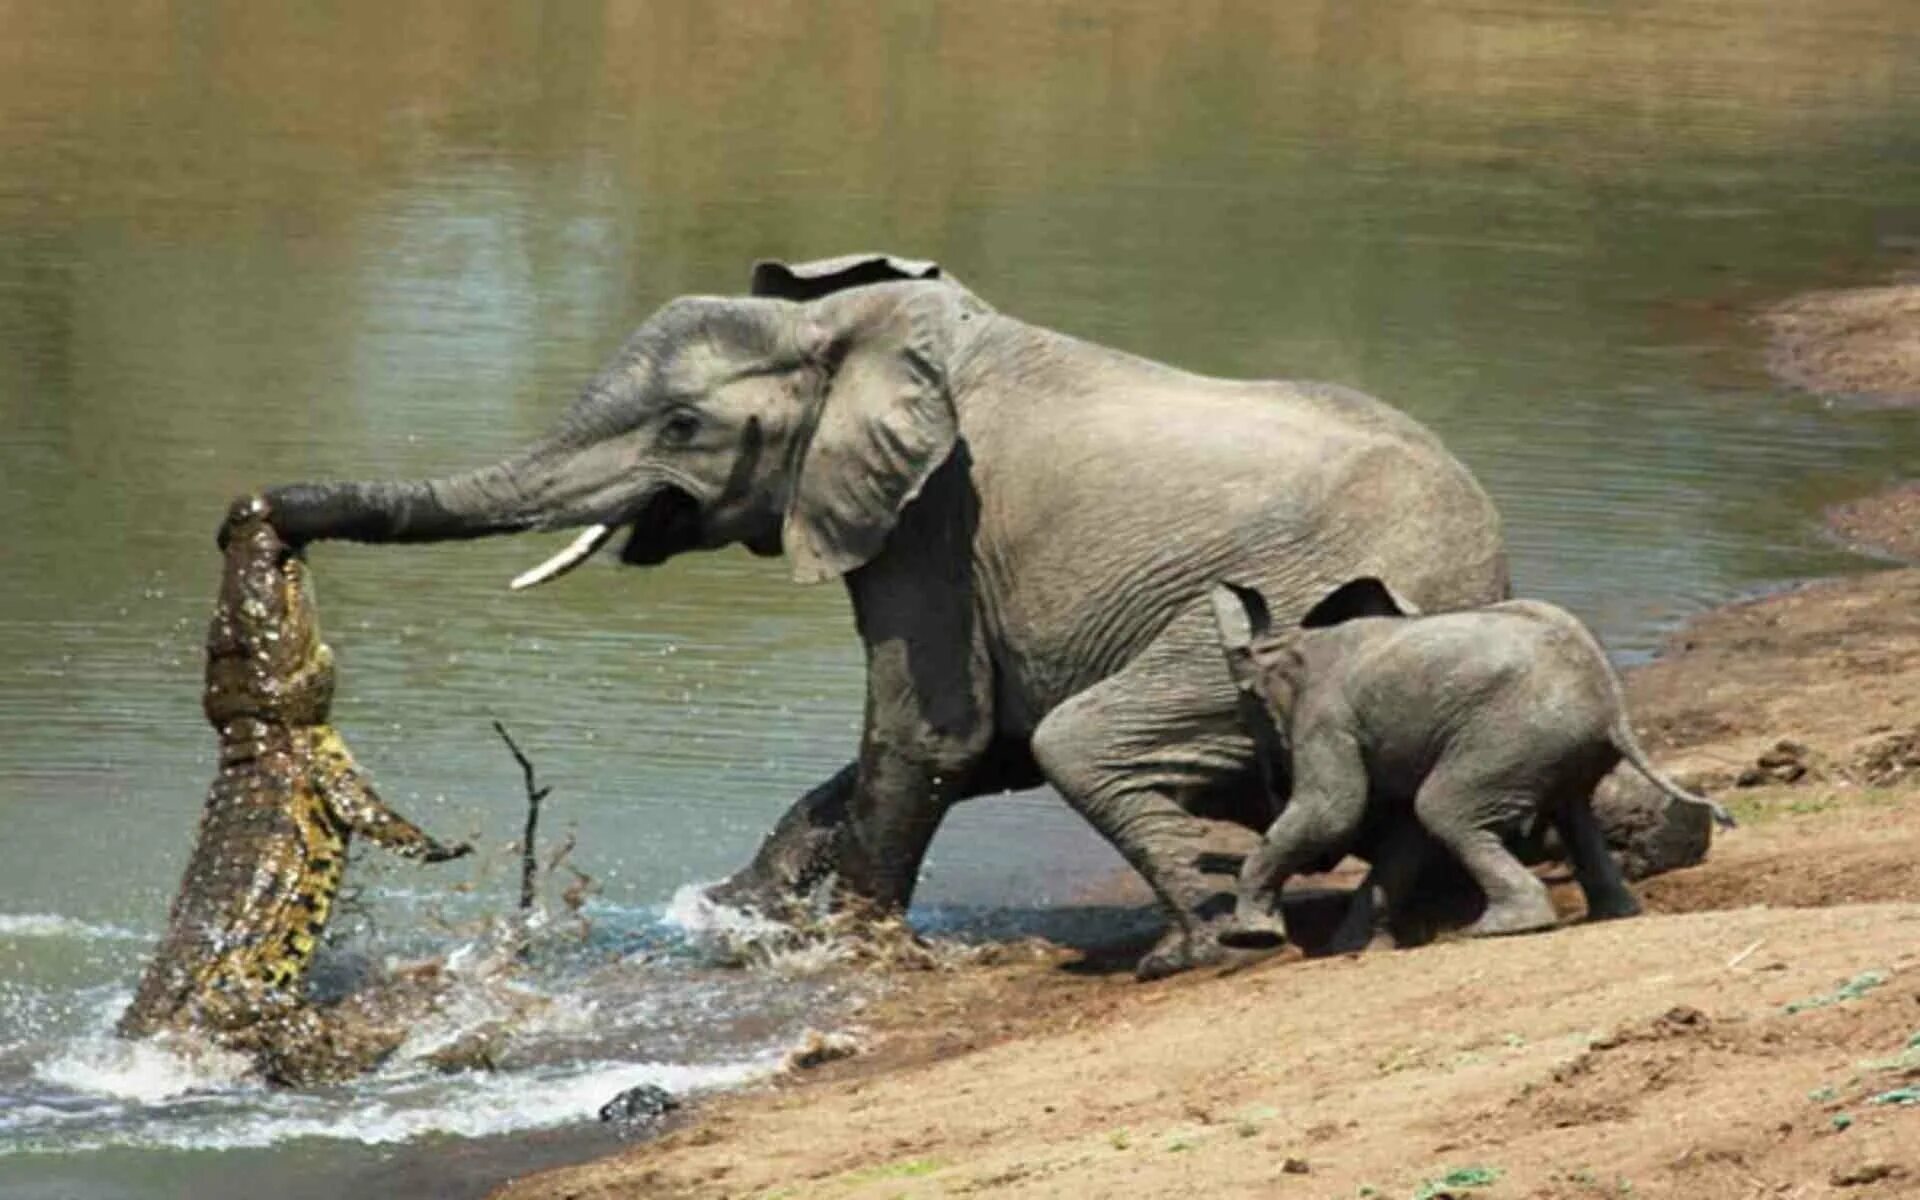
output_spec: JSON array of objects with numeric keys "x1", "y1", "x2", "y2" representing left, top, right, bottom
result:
[
  {"x1": 1, "y1": 900, "x2": 842, "y2": 1159},
  {"x1": 661, "y1": 882, "x2": 791, "y2": 945},
  {"x1": 35, "y1": 1029, "x2": 256, "y2": 1105}
]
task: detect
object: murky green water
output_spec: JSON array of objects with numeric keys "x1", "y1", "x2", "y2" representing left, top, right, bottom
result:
[{"x1": 2, "y1": 1, "x2": 1917, "y2": 1194}]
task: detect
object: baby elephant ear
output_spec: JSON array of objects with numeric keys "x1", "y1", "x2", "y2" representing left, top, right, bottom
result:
[
  {"x1": 1210, "y1": 582, "x2": 1274, "y2": 693},
  {"x1": 749, "y1": 254, "x2": 946, "y2": 302},
  {"x1": 1300, "y1": 576, "x2": 1416, "y2": 629},
  {"x1": 1210, "y1": 581, "x2": 1273, "y2": 649}
]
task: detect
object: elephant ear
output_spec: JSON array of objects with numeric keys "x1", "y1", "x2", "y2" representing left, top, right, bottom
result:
[
  {"x1": 1210, "y1": 581, "x2": 1274, "y2": 688},
  {"x1": 1300, "y1": 576, "x2": 1417, "y2": 629},
  {"x1": 783, "y1": 291, "x2": 960, "y2": 584},
  {"x1": 750, "y1": 253, "x2": 947, "y2": 302},
  {"x1": 1211, "y1": 583, "x2": 1292, "y2": 797}
]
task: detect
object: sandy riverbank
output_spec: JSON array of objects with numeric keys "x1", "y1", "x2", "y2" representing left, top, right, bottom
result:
[
  {"x1": 1826, "y1": 484, "x2": 1920, "y2": 566},
  {"x1": 1761, "y1": 281, "x2": 1920, "y2": 407},
  {"x1": 1768, "y1": 276, "x2": 1918, "y2": 571},
  {"x1": 488, "y1": 565, "x2": 1920, "y2": 1200}
]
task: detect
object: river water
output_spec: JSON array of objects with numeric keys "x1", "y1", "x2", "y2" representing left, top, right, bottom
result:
[{"x1": 2, "y1": 2, "x2": 1917, "y2": 1195}]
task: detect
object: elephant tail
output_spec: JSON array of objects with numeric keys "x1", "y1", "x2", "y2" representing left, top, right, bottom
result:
[
  {"x1": 1556, "y1": 605, "x2": 1737, "y2": 833},
  {"x1": 1609, "y1": 719, "x2": 1738, "y2": 831}
]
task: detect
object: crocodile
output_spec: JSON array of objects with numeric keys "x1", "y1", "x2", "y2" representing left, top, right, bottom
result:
[{"x1": 117, "y1": 495, "x2": 471, "y2": 1080}]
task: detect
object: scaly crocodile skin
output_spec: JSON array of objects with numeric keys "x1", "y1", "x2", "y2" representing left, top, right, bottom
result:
[{"x1": 117, "y1": 495, "x2": 469, "y2": 1062}]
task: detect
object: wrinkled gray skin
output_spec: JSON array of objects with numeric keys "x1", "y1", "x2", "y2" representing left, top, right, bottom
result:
[
  {"x1": 253, "y1": 254, "x2": 1509, "y2": 979},
  {"x1": 1211, "y1": 578, "x2": 1736, "y2": 952}
]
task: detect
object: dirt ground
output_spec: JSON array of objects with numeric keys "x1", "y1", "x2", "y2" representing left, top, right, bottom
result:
[
  {"x1": 491, "y1": 568, "x2": 1920, "y2": 1200},
  {"x1": 1760, "y1": 282, "x2": 1920, "y2": 405},
  {"x1": 1826, "y1": 484, "x2": 1920, "y2": 566}
]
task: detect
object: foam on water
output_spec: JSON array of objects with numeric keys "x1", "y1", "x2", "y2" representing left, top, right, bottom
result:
[
  {"x1": 9, "y1": 1044, "x2": 771, "y2": 1152},
  {"x1": 0, "y1": 913, "x2": 145, "y2": 942},
  {"x1": 5, "y1": 1054, "x2": 775, "y2": 1154},
  {"x1": 207, "y1": 1056, "x2": 774, "y2": 1149}
]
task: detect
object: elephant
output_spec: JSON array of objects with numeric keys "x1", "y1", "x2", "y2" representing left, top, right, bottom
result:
[
  {"x1": 1208, "y1": 577, "x2": 1736, "y2": 952},
  {"x1": 249, "y1": 253, "x2": 1510, "y2": 979}
]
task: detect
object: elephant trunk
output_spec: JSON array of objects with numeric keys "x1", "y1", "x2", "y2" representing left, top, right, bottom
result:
[{"x1": 260, "y1": 444, "x2": 563, "y2": 546}]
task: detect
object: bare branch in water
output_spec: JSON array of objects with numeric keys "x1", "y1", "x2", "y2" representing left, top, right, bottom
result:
[
  {"x1": 544, "y1": 829, "x2": 578, "y2": 874},
  {"x1": 492, "y1": 721, "x2": 553, "y2": 915}
]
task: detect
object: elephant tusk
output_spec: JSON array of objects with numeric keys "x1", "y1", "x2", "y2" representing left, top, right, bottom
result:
[{"x1": 509, "y1": 524, "x2": 615, "y2": 591}]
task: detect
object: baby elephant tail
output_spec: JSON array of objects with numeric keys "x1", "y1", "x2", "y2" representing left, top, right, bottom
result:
[{"x1": 1611, "y1": 720, "x2": 1738, "y2": 830}]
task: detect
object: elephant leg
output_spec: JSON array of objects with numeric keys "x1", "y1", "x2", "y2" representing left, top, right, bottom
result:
[
  {"x1": 1030, "y1": 605, "x2": 1264, "y2": 980},
  {"x1": 713, "y1": 744, "x2": 998, "y2": 918},
  {"x1": 1555, "y1": 788, "x2": 1642, "y2": 922},
  {"x1": 710, "y1": 763, "x2": 860, "y2": 911},
  {"x1": 1414, "y1": 772, "x2": 1558, "y2": 938},
  {"x1": 1221, "y1": 731, "x2": 1370, "y2": 950},
  {"x1": 1327, "y1": 819, "x2": 1431, "y2": 954},
  {"x1": 716, "y1": 506, "x2": 1002, "y2": 916}
]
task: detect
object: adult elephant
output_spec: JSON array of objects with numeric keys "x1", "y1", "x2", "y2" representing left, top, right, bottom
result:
[{"x1": 255, "y1": 254, "x2": 1509, "y2": 979}]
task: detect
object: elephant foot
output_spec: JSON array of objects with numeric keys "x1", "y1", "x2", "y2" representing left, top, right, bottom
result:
[
  {"x1": 709, "y1": 765, "x2": 862, "y2": 914},
  {"x1": 1460, "y1": 896, "x2": 1560, "y2": 939},
  {"x1": 1216, "y1": 923, "x2": 1286, "y2": 952},
  {"x1": 1216, "y1": 895, "x2": 1289, "y2": 951},
  {"x1": 1137, "y1": 911, "x2": 1285, "y2": 981},
  {"x1": 1136, "y1": 925, "x2": 1232, "y2": 981},
  {"x1": 1581, "y1": 891, "x2": 1643, "y2": 923}
]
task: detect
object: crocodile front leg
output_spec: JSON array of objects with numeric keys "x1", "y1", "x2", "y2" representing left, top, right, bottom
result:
[{"x1": 309, "y1": 728, "x2": 472, "y2": 862}]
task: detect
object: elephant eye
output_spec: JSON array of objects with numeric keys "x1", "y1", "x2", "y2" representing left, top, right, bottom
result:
[{"x1": 659, "y1": 411, "x2": 701, "y2": 445}]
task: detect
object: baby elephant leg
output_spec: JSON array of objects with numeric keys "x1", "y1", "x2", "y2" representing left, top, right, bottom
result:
[
  {"x1": 1415, "y1": 774, "x2": 1558, "y2": 938},
  {"x1": 1556, "y1": 789, "x2": 1642, "y2": 921},
  {"x1": 1222, "y1": 734, "x2": 1370, "y2": 950},
  {"x1": 1326, "y1": 820, "x2": 1432, "y2": 954}
]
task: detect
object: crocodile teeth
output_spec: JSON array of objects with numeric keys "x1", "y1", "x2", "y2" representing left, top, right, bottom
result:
[{"x1": 510, "y1": 524, "x2": 615, "y2": 591}]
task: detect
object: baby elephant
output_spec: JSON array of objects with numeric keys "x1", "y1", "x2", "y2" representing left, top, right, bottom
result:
[{"x1": 1210, "y1": 577, "x2": 1734, "y2": 950}]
